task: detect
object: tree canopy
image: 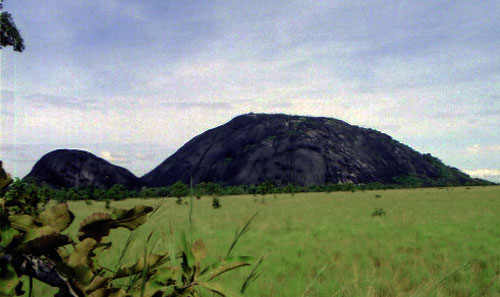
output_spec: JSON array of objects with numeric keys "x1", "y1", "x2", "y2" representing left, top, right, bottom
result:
[{"x1": 0, "y1": 0, "x2": 25, "y2": 52}]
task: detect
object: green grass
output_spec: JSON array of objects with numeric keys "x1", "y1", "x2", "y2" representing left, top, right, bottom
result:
[{"x1": 28, "y1": 186, "x2": 500, "y2": 297}]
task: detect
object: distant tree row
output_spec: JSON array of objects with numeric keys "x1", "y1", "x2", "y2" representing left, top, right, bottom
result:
[{"x1": 5, "y1": 176, "x2": 491, "y2": 203}]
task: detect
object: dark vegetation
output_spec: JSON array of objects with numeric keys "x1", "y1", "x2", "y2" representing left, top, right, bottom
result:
[{"x1": 5, "y1": 177, "x2": 492, "y2": 204}]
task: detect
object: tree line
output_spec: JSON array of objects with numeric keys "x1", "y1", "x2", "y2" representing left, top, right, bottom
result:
[{"x1": 6, "y1": 175, "x2": 489, "y2": 204}]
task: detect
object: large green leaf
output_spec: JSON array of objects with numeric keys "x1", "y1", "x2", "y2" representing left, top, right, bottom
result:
[
  {"x1": 84, "y1": 276, "x2": 110, "y2": 294},
  {"x1": 67, "y1": 238, "x2": 98, "y2": 285},
  {"x1": 14, "y1": 234, "x2": 71, "y2": 256},
  {"x1": 78, "y1": 212, "x2": 113, "y2": 241},
  {"x1": 148, "y1": 266, "x2": 177, "y2": 285},
  {"x1": 8, "y1": 214, "x2": 37, "y2": 231},
  {"x1": 8, "y1": 205, "x2": 74, "y2": 247},
  {"x1": 0, "y1": 225, "x2": 19, "y2": 248},
  {"x1": 109, "y1": 205, "x2": 154, "y2": 230},
  {"x1": 36, "y1": 203, "x2": 74, "y2": 232},
  {"x1": 23, "y1": 225, "x2": 60, "y2": 242},
  {"x1": 0, "y1": 262, "x2": 21, "y2": 296},
  {"x1": 78, "y1": 206, "x2": 153, "y2": 241},
  {"x1": 113, "y1": 254, "x2": 166, "y2": 279}
]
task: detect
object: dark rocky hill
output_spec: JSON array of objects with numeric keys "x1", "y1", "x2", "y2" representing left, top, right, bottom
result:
[
  {"x1": 25, "y1": 149, "x2": 144, "y2": 189},
  {"x1": 142, "y1": 113, "x2": 477, "y2": 187}
]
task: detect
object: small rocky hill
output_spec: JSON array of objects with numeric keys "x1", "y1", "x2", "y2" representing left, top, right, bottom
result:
[
  {"x1": 142, "y1": 113, "x2": 477, "y2": 187},
  {"x1": 25, "y1": 149, "x2": 144, "y2": 189}
]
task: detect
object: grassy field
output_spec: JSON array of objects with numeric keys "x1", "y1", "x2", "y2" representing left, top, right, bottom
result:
[{"x1": 31, "y1": 186, "x2": 500, "y2": 297}]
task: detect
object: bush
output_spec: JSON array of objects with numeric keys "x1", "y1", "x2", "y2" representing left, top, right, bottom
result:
[
  {"x1": 257, "y1": 181, "x2": 274, "y2": 196},
  {"x1": 4, "y1": 178, "x2": 42, "y2": 215},
  {"x1": 372, "y1": 207, "x2": 386, "y2": 217},
  {"x1": 212, "y1": 197, "x2": 221, "y2": 209},
  {"x1": 104, "y1": 198, "x2": 111, "y2": 209}
]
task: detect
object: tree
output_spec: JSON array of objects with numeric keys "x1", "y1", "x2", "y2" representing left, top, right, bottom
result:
[
  {"x1": 107, "y1": 184, "x2": 128, "y2": 200},
  {"x1": 205, "y1": 182, "x2": 222, "y2": 197},
  {"x1": 1, "y1": 0, "x2": 25, "y2": 52},
  {"x1": 257, "y1": 181, "x2": 274, "y2": 196},
  {"x1": 170, "y1": 181, "x2": 189, "y2": 200}
]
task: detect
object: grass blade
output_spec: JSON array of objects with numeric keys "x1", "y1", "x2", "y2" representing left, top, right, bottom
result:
[
  {"x1": 140, "y1": 232, "x2": 154, "y2": 297},
  {"x1": 226, "y1": 211, "x2": 259, "y2": 258},
  {"x1": 240, "y1": 255, "x2": 264, "y2": 294},
  {"x1": 301, "y1": 263, "x2": 328, "y2": 297}
]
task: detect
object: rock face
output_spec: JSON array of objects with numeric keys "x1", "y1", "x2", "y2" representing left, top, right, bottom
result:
[
  {"x1": 25, "y1": 149, "x2": 144, "y2": 189},
  {"x1": 142, "y1": 113, "x2": 475, "y2": 187}
]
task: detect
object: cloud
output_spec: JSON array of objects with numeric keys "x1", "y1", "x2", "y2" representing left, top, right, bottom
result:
[
  {"x1": 24, "y1": 93, "x2": 99, "y2": 110},
  {"x1": 268, "y1": 102, "x2": 294, "y2": 109},
  {"x1": 160, "y1": 101, "x2": 233, "y2": 110},
  {"x1": 466, "y1": 144, "x2": 500, "y2": 154},
  {"x1": 463, "y1": 169, "x2": 500, "y2": 182},
  {"x1": 134, "y1": 152, "x2": 154, "y2": 161},
  {"x1": 478, "y1": 108, "x2": 500, "y2": 117},
  {"x1": 100, "y1": 151, "x2": 129, "y2": 163}
]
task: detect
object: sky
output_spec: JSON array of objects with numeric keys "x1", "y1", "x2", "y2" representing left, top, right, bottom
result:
[{"x1": 1, "y1": 1, "x2": 499, "y2": 182}]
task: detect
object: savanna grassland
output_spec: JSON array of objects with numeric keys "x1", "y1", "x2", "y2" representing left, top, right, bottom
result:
[{"x1": 31, "y1": 186, "x2": 500, "y2": 297}]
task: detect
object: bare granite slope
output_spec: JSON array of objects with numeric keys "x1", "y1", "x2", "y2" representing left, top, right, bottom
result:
[{"x1": 141, "y1": 113, "x2": 475, "y2": 187}]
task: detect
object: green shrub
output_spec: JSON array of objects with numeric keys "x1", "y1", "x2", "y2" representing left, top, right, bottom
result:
[
  {"x1": 212, "y1": 197, "x2": 221, "y2": 209},
  {"x1": 4, "y1": 178, "x2": 42, "y2": 215},
  {"x1": 104, "y1": 198, "x2": 111, "y2": 209},
  {"x1": 205, "y1": 182, "x2": 222, "y2": 196},
  {"x1": 372, "y1": 207, "x2": 386, "y2": 217},
  {"x1": 257, "y1": 181, "x2": 274, "y2": 196}
]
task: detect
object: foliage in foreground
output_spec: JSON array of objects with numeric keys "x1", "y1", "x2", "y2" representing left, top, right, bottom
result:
[{"x1": 0, "y1": 164, "x2": 257, "y2": 297}]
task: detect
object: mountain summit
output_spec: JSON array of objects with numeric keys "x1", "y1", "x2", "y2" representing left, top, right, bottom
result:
[
  {"x1": 25, "y1": 149, "x2": 144, "y2": 189},
  {"x1": 142, "y1": 113, "x2": 475, "y2": 187}
]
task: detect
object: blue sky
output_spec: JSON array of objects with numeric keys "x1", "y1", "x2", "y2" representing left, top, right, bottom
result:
[{"x1": 1, "y1": 1, "x2": 499, "y2": 182}]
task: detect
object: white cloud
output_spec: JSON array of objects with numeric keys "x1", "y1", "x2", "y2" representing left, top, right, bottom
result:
[
  {"x1": 463, "y1": 169, "x2": 500, "y2": 180},
  {"x1": 100, "y1": 151, "x2": 128, "y2": 163},
  {"x1": 466, "y1": 144, "x2": 500, "y2": 154}
]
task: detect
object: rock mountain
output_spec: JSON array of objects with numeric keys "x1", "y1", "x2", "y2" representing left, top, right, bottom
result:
[
  {"x1": 141, "y1": 113, "x2": 475, "y2": 187},
  {"x1": 25, "y1": 149, "x2": 144, "y2": 189}
]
